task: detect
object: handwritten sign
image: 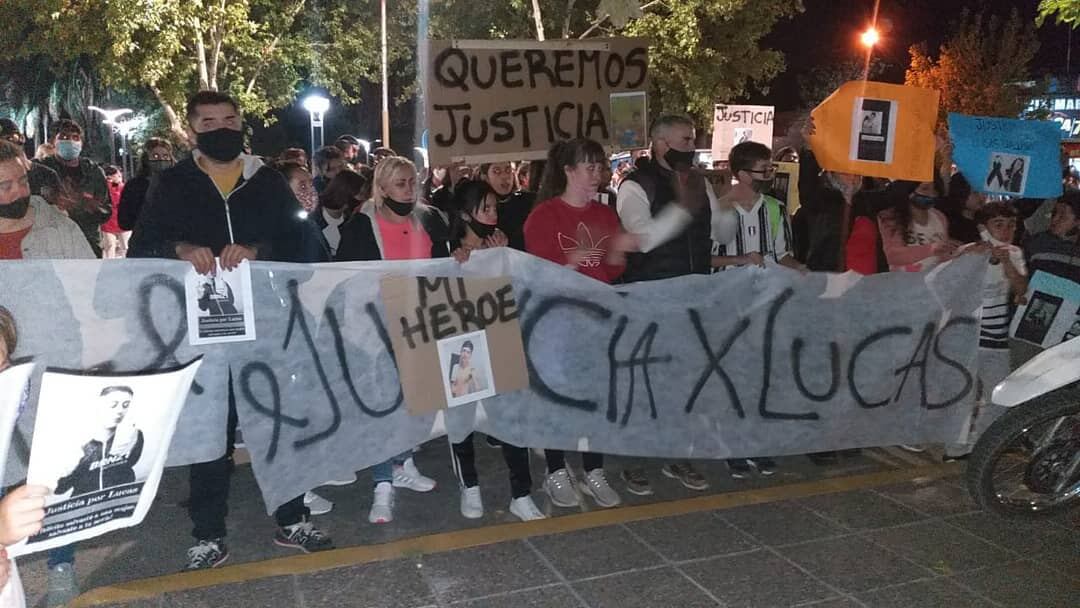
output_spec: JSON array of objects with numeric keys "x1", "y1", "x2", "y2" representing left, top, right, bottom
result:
[
  {"x1": 426, "y1": 38, "x2": 649, "y2": 165},
  {"x1": 0, "y1": 252, "x2": 984, "y2": 512},
  {"x1": 380, "y1": 276, "x2": 528, "y2": 414},
  {"x1": 711, "y1": 104, "x2": 775, "y2": 161},
  {"x1": 809, "y1": 82, "x2": 939, "y2": 182},
  {"x1": 948, "y1": 114, "x2": 1063, "y2": 199}
]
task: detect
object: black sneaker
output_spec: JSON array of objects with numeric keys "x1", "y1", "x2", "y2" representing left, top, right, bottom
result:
[
  {"x1": 621, "y1": 467, "x2": 654, "y2": 496},
  {"x1": 727, "y1": 459, "x2": 753, "y2": 480},
  {"x1": 183, "y1": 539, "x2": 229, "y2": 571},
  {"x1": 751, "y1": 457, "x2": 777, "y2": 476},
  {"x1": 274, "y1": 521, "x2": 335, "y2": 553}
]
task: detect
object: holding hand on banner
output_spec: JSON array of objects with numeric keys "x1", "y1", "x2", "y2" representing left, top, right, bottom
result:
[
  {"x1": 0, "y1": 485, "x2": 48, "y2": 546},
  {"x1": 175, "y1": 243, "x2": 216, "y2": 275},
  {"x1": 220, "y1": 244, "x2": 257, "y2": 271}
]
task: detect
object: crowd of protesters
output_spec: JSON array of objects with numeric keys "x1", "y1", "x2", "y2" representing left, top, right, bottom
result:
[{"x1": 2, "y1": 88, "x2": 1079, "y2": 605}]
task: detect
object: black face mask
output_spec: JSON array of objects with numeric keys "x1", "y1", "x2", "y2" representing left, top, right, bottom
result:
[
  {"x1": 0, "y1": 195, "x2": 30, "y2": 219},
  {"x1": 469, "y1": 218, "x2": 497, "y2": 239},
  {"x1": 196, "y1": 127, "x2": 245, "y2": 162},
  {"x1": 149, "y1": 159, "x2": 173, "y2": 174},
  {"x1": 664, "y1": 148, "x2": 695, "y2": 171},
  {"x1": 384, "y1": 198, "x2": 414, "y2": 217}
]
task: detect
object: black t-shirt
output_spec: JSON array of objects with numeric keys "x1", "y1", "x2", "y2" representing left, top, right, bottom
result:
[{"x1": 498, "y1": 190, "x2": 537, "y2": 251}]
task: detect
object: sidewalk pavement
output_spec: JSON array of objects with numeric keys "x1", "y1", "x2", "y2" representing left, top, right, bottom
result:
[{"x1": 16, "y1": 441, "x2": 1078, "y2": 608}]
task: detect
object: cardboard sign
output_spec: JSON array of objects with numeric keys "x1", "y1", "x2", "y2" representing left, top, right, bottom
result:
[
  {"x1": 711, "y1": 104, "x2": 775, "y2": 161},
  {"x1": 380, "y1": 276, "x2": 529, "y2": 414},
  {"x1": 771, "y1": 161, "x2": 800, "y2": 214},
  {"x1": 426, "y1": 38, "x2": 649, "y2": 165},
  {"x1": 1011, "y1": 271, "x2": 1080, "y2": 348},
  {"x1": 809, "y1": 81, "x2": 939, "y2": 182},
  {"x1": 948, "y1": 114, "x2": 1064, "y2": 199}
]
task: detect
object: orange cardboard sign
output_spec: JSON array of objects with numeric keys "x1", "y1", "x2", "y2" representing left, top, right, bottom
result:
[{"x1": 809, "y1": 81, "x2": 939, "y2": 182}]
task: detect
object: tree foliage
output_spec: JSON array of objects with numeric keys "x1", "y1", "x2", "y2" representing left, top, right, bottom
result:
[
  {"x1": 905, "y1": 9, "x2": 1040, "y2": 124},
  {"x1": 2, "y1": 0, "x2": 802, "y2": 145},
  {"x1": 1037, "y1": 0, "x2": 1080, "y2": 27},
  {"x1": 798, "y1": 59, "x2": 889, "y2": 108}
]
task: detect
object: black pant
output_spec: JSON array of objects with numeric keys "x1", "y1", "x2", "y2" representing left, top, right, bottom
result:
[
  {"x1": 189, "y1": 371, "x2": 309, "y2": 540},
  {"x1": 451, "y1": 433, "x2": 532, "y2": 498},
  {"x1": 545, "y1": 450, "x2": 603, "y2": 474}
]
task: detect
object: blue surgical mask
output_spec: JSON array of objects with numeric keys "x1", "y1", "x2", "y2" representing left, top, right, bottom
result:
[
  {"x1": 56, "y1": 140, "x2": 82, "y2": 161},
  {"x1": 910, "y1": 193, "x2": 936, "y2": 208}
]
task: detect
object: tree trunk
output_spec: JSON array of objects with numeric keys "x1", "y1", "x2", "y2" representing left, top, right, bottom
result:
[
  {"x1": 194, "y1": 18, "x2": 210, "y2": 91},
  {"x1": 531, "y1": 0, "x2": 546, "y2": 41},
  {"x1": 562, "y1": 0, "x2": 577, "y2": 38},
  {"x1": 149, "y1": 85, "x2": 191, "y2": 149},
  {"x1": 207, "y1": 0, "x2": 226, "y2": 91}
]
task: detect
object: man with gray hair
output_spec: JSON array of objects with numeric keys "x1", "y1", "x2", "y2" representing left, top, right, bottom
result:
[{"x1": 615, "y1": 114, "x2": 736, "y2": 496}]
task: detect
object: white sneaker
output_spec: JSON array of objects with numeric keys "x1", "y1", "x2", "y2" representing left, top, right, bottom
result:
[
  {"x1": 393, "y1": 458, "x2": 436, "y2": 492},
  {"x1": 303, "y1": 491, "x2": 334, "y2": 515},
  {"x1": 581, "y1": 468, "x2": 622, "y2": 508},
  {"x1": 460, "y1": 486, "x2": 484, "y2": 519},
  {"x1": 368, "y1": 482, "x2": 395, "y2": 524},
  {"x1": 543, "y1": 468, "x2": 580, "y2": 508},
  {"x1": 46, "y1": 562, "x2": 78, "y2": 608},
  {"x1": 509, "y1": 495, "x2": 546, "y2": 521},
  {"x1": 898, "y1": 444, "x2": 926, "y2": 453},
  {"x1": 322, "y1": 473, "x2": 358, "y2": 486}
]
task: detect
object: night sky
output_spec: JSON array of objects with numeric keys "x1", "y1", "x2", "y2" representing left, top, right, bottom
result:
[{"x1": 756, "y1": 0, "x2": 1065, "y2": 111}]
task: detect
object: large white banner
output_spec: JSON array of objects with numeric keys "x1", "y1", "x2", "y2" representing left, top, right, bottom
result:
[{"x1": 0, "y1": 251, "x2": 986, "y2": 513}]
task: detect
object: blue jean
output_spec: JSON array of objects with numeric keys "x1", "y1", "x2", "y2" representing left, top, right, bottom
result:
[{"x1": 372, "y1": 450, "x2": 411, "y2": 486}]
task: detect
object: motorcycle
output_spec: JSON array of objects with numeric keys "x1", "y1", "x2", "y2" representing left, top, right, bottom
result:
[{"x1": 966, "y1": 337, "x2": 1080, "y2": 517}]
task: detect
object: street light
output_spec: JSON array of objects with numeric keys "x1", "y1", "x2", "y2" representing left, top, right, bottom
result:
[
  {"x1": 302, "y1": 94, "x2": 330, "y2": 165},
  {"x1": 88, "y1": 106, "x2": 133, "y2": 165},
  {"x1": 860, "y1": 27, "x2": 880, "y2": 48}
]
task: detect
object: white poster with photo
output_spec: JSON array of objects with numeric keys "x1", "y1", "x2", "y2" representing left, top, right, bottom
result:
[
  {"x1": 185, "y1": 259, "x2": 256, "y2": 346},
  {"x1": 7, "y1": 358, "x2": 202, "y2": 557},
  {"x1": 0, "y1": 363, "x2": 34, "y2": 480},
  {"x1": 437, "y1": 330, "x2": 496, "y2": 408},
  {"x1": 850, "y1": 97, "x2": 898, "y2": 164},
  {"x1": 1011, "y1": 271, "x2": 1080, "y2": 348}
]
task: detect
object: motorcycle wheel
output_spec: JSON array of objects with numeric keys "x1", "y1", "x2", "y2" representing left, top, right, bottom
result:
[{"x1": 965, "y1": 386, "x2": 1080, "y2": 518}]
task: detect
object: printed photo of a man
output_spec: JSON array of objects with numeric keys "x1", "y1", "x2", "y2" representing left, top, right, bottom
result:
[{"x1": 54, "y1": 385, "x2": 144, "y2": 498}]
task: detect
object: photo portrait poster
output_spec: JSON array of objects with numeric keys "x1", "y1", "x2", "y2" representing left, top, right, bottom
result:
[
  {"x1": 185, "y1": 258, "x2": 256, "y2": 346},
  {"x1": 948, "y1": 113, "x2": 1063, "y2": 199},
  {"x1": 610, "y1": 91, "x2": 648, "y2": 151},
  {"x1": 1011, "y1": 271, "x2": 1080, "y2": 348},
  {"x1": 380, "y1": 276, "x2": 529, "y2": 415},
  {"x1": 8, "y1": 358, "x2": 203, "y2": 557},
  {"x1": 808, "y1": 81, "x2": 938, "y2": 182}
]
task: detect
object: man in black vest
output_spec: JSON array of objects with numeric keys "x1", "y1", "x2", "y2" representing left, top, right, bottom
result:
[{"x1": 615, "y1": 114, "x2": 736, "y2": 497}]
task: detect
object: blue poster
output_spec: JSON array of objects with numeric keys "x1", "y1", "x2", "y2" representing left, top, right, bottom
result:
[{"x1": 948, "y1": 113, "x2": 1063, "y2": 199}]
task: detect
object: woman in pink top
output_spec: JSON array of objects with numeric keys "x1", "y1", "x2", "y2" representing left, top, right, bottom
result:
[{"x1": 877, "y1": 177, "x2": 960, "y2": 273}]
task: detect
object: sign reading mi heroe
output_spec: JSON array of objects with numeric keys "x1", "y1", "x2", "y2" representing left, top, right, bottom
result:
[
  {"x1": 381, "y1": 276, "x2": 529, "y2": 414},
  {"x1": 427, "y1": 38, "x2": 649, "y2": 165}
]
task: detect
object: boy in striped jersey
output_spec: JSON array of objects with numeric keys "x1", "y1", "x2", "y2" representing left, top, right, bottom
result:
[
  {"x1": 709, "y1": 142, "x2": 805, "y2": 478},
  {"x1": 947, "y1": 203, "x2": 1027, "y2": 460}
]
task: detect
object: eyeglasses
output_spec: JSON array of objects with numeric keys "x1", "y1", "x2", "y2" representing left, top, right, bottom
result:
[{"x1": 746, "y1": 164, "x2": 778, "y2": 177}]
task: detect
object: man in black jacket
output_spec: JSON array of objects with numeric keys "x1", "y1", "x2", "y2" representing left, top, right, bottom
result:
[
  {"x1": 129, "y1": 90, "x2": 333, "y2": 571},
  {"x1": 40, "y1": 119, "x2": 112, "y2": 258}
]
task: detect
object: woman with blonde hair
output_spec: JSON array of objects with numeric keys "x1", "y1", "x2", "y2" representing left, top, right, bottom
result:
[{"x1": 335, "y1": 156, "x2": 450, "y2": 525}]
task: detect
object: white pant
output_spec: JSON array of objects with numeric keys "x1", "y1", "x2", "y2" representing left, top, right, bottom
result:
[{"x1": 101, "y1": 231, "x2": 131, "y2": 259}]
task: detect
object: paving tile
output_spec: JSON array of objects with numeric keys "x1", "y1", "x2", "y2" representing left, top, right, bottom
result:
[
  {"x1": 680, "y1": 549, "x2": 837, "y2": 608},
  {"x1": 528, "y1": 526, "x2": 662, "y2": 580},
  {"x1": 792, "y1": 600, "x2": 861, "y2": 608},
  {"x1": 95, "y1": 600, "x2": 163, "y2": 608},
  {"x1": 954, "y1": 559, "x2": 1080, "y2": 608},
  {"x1": 162, "y1": 577, "x2": 296, "y2": 608},
  {"x1": 855, "y1": 578, "x2": 990, "y2": 607},
  {"x1": 1032, "y1": 539, "x2": 1080, "y2": 575},
  {"x1": 719, "y1": 501, "x2": 847, "y2": 546},
  {"x1": 779, "y1": 536, "x2": 927, "y2": 593},
  {"x1": 573, "y1": 567, "x2": 719, "y2": 608},
  {"x1": 295, "y1": 559, "x2": 434, "y2": 608},
  {"x1": 863, "y1": 520, "x2": 1013, "y2": 574},
  {"x1": 452, "y1": 585, "x2": 582, "y2": 608},
  {"x1": 625, "y1": 512, "x2": 759, "y2": 561},
  {"x1": 796, "y1": 491, "x2": 926, "y2": 530},
  {"x1": 872, "y1": 479, "x2": 978, "y2": 516},
  {"x1": 421, "y1": 541, "x2": 559, "y2": 602},
  {"x1": 945, "y1": 512, "x2": 1077, "y2": 555}
]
